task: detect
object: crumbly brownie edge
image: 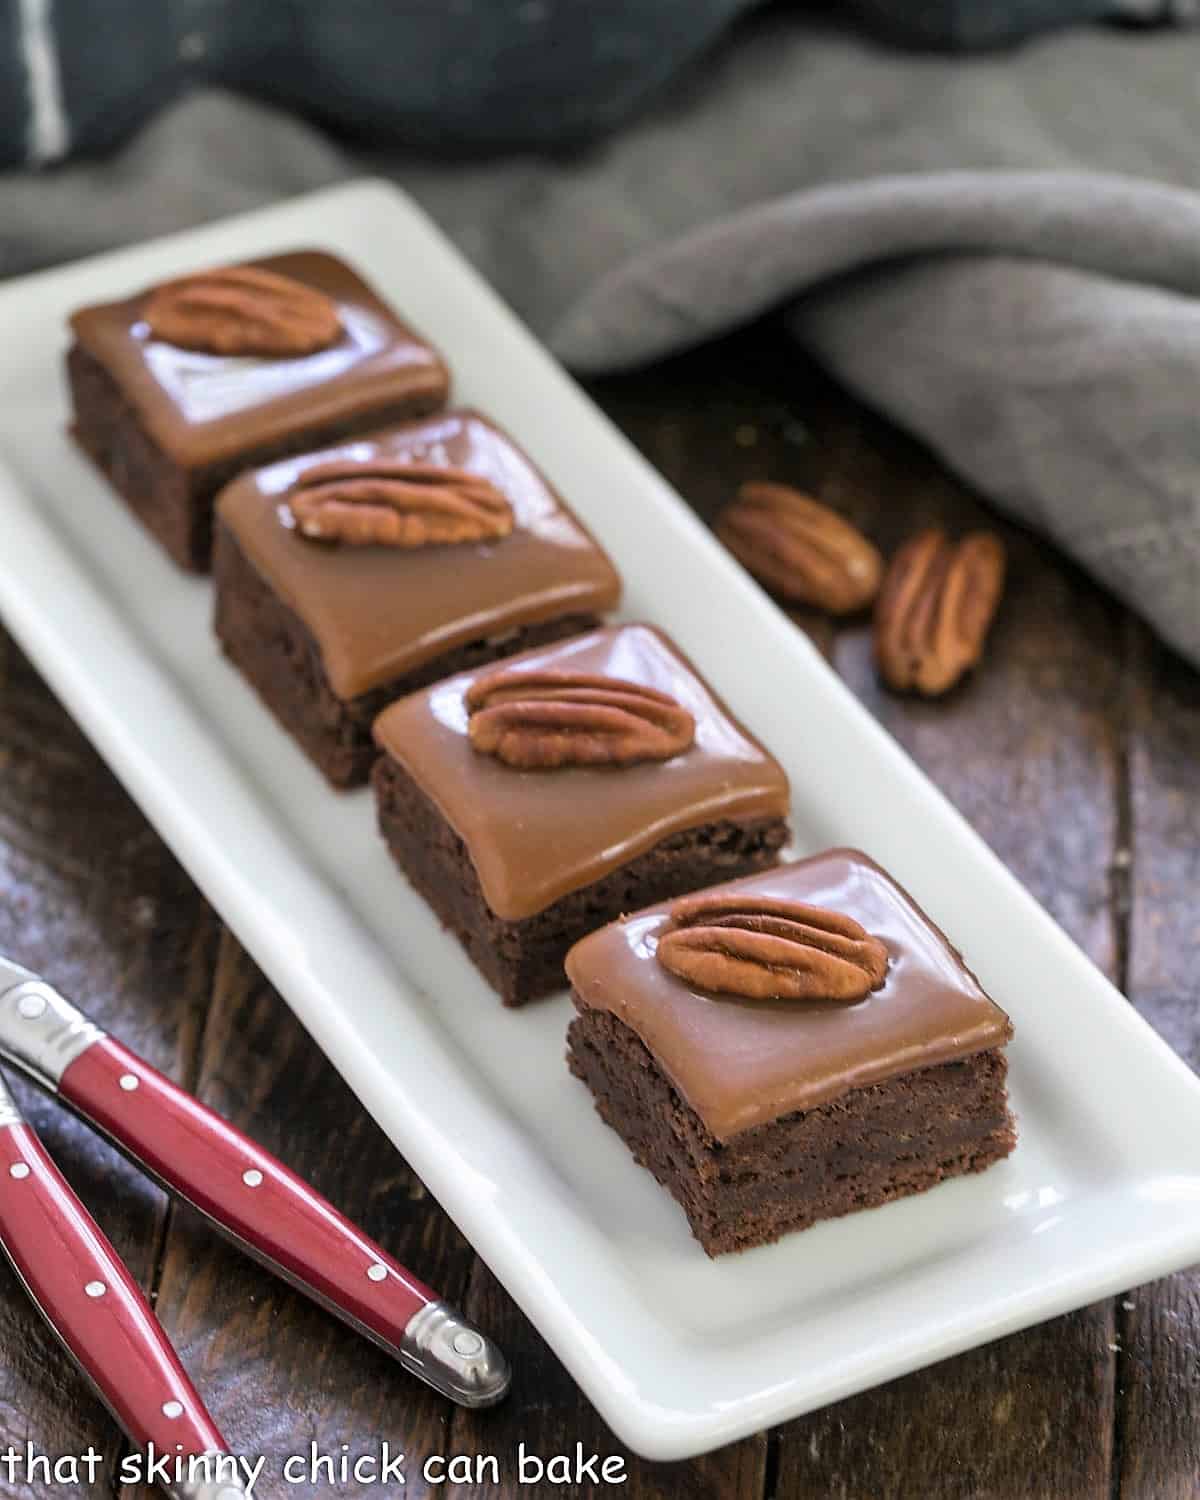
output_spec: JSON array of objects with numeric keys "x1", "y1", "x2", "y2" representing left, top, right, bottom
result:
[
  {"x1": 67, "y1": 343, "x2": 446, "y2": 571},
  {"x1": 68, "y1": 344, "x2": 197, "y2": 567},
  {"x1": 371, "y1": 754, "x2": 789, "y2": 1006},
  {"x1": 213, "y1": 519, "x2": 602, "y2": 788},
  {"x1": 567, "y1": 1004, "x2": 1016, "y2": 1256}
]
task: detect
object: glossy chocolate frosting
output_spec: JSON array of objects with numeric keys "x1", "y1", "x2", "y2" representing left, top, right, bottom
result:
[
  {"x1": 373, "y1": 624, "x2": 791, "y2": 920},
  {"x1": 69, "y1": 250, "x2": 449, "y2": 468},
  {"x1": 566, "y1": 849, "x2": 1013, "y2": 1141},
  {"x1": 219, "y1": 409, "x2": 622, "y2": 699}
]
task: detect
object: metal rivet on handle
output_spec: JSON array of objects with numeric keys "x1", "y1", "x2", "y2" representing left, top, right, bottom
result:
[
  {"x1": 367, "y1": 1263, "x2": 388, "y2": 1283},
  {"x1": 85, "y1": 1281, "x2": 106, "y2": 1299},
  {"x1": 119, "y1": 1074, "x2": 139, "y2": 1092},
  {"x1": 162, "y1": 1400, "x2": 184, "y2": 1420},
  {"x1": 9, "y1": 1163, "x2": 29, "y2": 1180},
  {"x1": 17, "y1": 994, "x2": 46, "y2": 1020},
  {"x1": 242, "y1": 1169, "x2": 263, "y2": 1188},
  {"x1": 453, "y1": 1330, "x2": 485, "y2": 1357}
]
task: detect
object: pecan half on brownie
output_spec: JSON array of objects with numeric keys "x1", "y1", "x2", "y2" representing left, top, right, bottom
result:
[
  {"x1": 67, "y1": 250, "x2": 450, "y2": 570},
  {"x1": 370, "y1": 624, "x2": 790, "y2": 1005},
  {"x1": 566, "y1": 850, "x2": 1016, "y2": 1255},
  {"x1": 214, "y1": 410, "x2": 620, "y2": 788}
]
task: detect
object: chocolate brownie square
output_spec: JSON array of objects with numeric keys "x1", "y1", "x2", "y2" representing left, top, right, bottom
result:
[
  {"x1": 565, "y1": 849, "x2": 1016, "y2": 1255},
  {"x1": 214, "y1": 408, "x2": 622, "y2": 787},
  {"x1": 371, "y1": 624, "x2": 791, "y2": 1005},
  {"x1": 67, "y1": 251, "x2": 450, "y2": 570}
]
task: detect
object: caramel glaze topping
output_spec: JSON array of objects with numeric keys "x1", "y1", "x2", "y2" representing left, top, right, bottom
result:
[
  {"x1": 372, "y1": 624, "x2": 791, "y2": 921},
  {"x1": 69, "y1": 250, "x2": 449, "y2": 468},
  {"x1": 566, "y1": 849, "x2": 1012, "y2": 1141},
  {"x1": 218, "y1": 410, "x2": 622, "y2": 700}
]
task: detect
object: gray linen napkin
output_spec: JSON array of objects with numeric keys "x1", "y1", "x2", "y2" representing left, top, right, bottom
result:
[{"x1": 2, "y1": 15, "x2": 1198, "y2": 665}]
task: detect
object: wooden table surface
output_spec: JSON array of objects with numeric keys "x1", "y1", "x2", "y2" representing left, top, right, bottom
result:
[{"x1": 0, "y1": 328, "x2": 1196, "y2": 1500}]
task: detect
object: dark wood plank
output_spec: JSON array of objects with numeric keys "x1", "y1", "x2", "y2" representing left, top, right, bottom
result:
[
  {"x1": 446, "y1": 1259, "x2": 766, "y2": 1500},
  {"x1": 1115, "y1": 628, "x2": 1200, "y2": 1500},
  {"x1": 123, "y1": 932, "x2": 476, "y2": 1500},
  {"x1": 5, "y1": 325, "x2": 1195, "y2": 1500},
  {"x1": 775, "y1": 366, "x2": 1124, "y2": 1500},
  {"x1": 0, "y1": 632, "x2": 220, "y2": 1493},
  {"x1": 591, "y1": 332, "x2": 1125, "y2": 1500},
  {"x1": 587, "y1": 329, "x2": 847, "y2": 661}
]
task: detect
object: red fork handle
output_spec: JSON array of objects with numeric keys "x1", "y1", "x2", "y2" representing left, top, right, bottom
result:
[
  {"x1": 0, "y1": 1119, "x2": 227, "y2": 1461},
  {"x1": 60, "y1": 1037, "x2": 437, "y2": 1359},
  {"x1": 0, "y1": 966, "x2": 509, "y2": 1409}
]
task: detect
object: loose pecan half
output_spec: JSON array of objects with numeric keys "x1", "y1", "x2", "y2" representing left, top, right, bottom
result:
[
  {"x1": 287, "y1": 460, "x2": 514, "y2": 548},
  {"x1": 716, "y1": 481, "x2": 883, "y2": 614},
  {"x1": 143, "y1": 265, "x2": 341, "y2": 357},
  {"x1": 466, "y1": 670, "x2": 695, "y2": 769},
  {"x1": 874, "y1": 528, "x2": 1006, "y2": 696},
  {"x1": 656, "y1": 892, "x2": 889, "y2": 1002}
]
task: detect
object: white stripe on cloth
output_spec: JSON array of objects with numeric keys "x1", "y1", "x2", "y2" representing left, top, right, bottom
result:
[{"x1": 19, "y1": 0, "x2": 69, "y2": 165}]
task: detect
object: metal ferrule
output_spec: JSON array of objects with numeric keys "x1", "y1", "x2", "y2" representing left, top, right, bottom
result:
[
  {"x1": 0, "y1": 1070, "x2": 22, "y2": 1130},
  {"x1": 400, "y1": 1299, "x2": 512, "y2": 1408},
  {"x1": 0, "y1": 973, "x2": 105, "y2": 1092}
]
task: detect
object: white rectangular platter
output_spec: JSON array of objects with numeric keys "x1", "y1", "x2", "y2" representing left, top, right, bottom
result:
[{"x1": 0, "y1": 180, "x2": 1198, "y2": 1462}]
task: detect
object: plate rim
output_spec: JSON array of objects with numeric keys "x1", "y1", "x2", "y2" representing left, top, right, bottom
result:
[{"x1": 0, "y1": 178, "x2": 1198, "y2": 1460}]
